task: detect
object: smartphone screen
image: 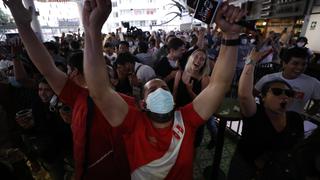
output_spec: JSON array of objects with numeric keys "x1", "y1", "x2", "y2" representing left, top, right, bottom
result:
[{"x1": 193, "y1": 0, "x2": 222, "y2": 25}]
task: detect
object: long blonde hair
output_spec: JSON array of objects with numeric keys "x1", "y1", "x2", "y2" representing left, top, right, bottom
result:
[{"x1": 184, "y1": 49, "x2": 210, "y2": 78}]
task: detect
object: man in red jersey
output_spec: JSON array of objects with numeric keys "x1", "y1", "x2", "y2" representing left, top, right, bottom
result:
[
  {"x1": 82, "y1": 0, "x2": 246, "y2": 179},
  {"x1": 3, "y1": 0, "x2": 133, "y2": 179}
]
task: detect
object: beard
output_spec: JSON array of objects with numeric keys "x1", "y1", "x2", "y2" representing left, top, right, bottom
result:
[{"x1": 146, "y1": 110, "x2": 174, "y2": 123}]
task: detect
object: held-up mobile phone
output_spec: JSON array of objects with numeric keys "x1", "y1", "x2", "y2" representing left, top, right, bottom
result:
[
  {"x1": 189, "y1": 0, "x2": 257, "y2": 30},
  {"x1": 191, "y1": 0, "x2": 222, "y2": 25}
]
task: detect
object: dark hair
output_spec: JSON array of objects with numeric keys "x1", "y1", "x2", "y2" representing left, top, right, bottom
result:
[
  {"x1": 282, "y1": 47, "x2": 308, "y2": 64},
  {"x1": 67, "y1": 51, "x2": 83, "y2": 74},
  {"x1": 43, "y1": 41, "x2": 58, "y2": 54},
  {"x1": 167, "y1": 37, "x2": 185, "y2": 51},
  {"x1": 119, "y1": 41, "x2": 129, "y2": 47},
  {"x1": 165, "y1": 34, "x2": 176, "y2": 44},
  {"x1": 138, "y1": 41, "x2": 148, "y2": 53},
  {"x1": 297, "y1": 36, "x2": 308, "y2": 44},
  {"x1": 239, "y1": 33, "x2": 248, "y2": 39},
  {"x1": 104, "y1": 42, "x2": 114, "y2": 48},
  {"x1": 70, "y1": 40, "x2": 81, "y2": 50},
  {"x1": 260, "y1": 79, "x2": 293, "y2": 97},
  {"x1": 114, "y1": 52, "x2": 137, "y2": 66},
  {"x1": 149, "y1": 38, "x2": 156, "y2": 46},
  {"x1": 38, "y1": 77, "x2": 48, "y2": 85}
]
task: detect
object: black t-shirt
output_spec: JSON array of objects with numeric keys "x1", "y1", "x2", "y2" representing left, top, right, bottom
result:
[
  {"x1": 175, "y1": 77, "x2": 202, "y2": 107},
  {"x1": 24, "y1": 97, "x2": 72, "y2": 162},
  {"x1": 237, "y1": 104, "x2": 304, "y2": 164},
  {"x1": 115, "y1": 78, "x2": 132, "y2": 96},
  {"x1": 155, "y1": 56, "x2": 178, "y2": 91}
]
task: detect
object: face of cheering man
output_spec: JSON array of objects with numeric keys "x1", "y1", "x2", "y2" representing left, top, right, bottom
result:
[
  {"x1": 262, "y1": 82, "x2": 294, "y2": 114},
  {"x1": 141, "y1": 79, "x2": 175, "y2": 126}
]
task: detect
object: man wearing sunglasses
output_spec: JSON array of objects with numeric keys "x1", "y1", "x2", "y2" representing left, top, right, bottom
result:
[
  {"x1": 228, "y1": 49, "x2": 304, "y2": 180},
  {"x1": 255, "y1": 47, "x2": 320, "y2": 114}
]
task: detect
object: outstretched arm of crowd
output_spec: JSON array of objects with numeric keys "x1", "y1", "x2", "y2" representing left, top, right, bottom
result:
[
  {"x1": 3, "y1": 0, "x2": 67, "y2": 95},
  {"x1": 83, "y1": 0, "x2": 128, "y2": 127},
  {"x1": 238, "y1": 49, "x2": 269, "y2": 117},
  {"x1": 192, "y1": 3, "x2": 246, "y2": 121}
]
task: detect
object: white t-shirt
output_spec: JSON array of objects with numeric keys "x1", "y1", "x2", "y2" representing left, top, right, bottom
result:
[
  {"x1": 136, "y1": 53, "x2": 155, "y2": 68},
  {"x1": 258, "y1": 45, "x2": 273, "y2": 64},
  {"x1": 255, "y1": 72, "x2": 320, "y2": 113}
]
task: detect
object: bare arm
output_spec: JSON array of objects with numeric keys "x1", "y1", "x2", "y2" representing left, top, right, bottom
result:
[
  {"x1": 83, "y1": 0, "x2": 128, "y2": 127},
  {"x1": 10, "y1": 39, "x2": 36, "y2": 88},
  {"x1": 192, "y1": 3, "x2": 246, "y2": 120},
  {"x1": 13, "y1": 58, "x2": 36, "y2": 88},
  {"x1": 4, "y1": 0, "x2": 67, "y2": 95},
  {"x1": 172, "y1": 70, "x2": 182, "y2": 101},
  {"x1": 238, "y1": 50, "x2": 270, "y2": 117},
  {"x1": 196, "y1": 27, "x2": 206, "y2": 49}
]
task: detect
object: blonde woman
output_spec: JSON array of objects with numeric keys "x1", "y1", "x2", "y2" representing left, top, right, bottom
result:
[{"x1": 173, "y1": 49, "x2": 213, "y2": 147}]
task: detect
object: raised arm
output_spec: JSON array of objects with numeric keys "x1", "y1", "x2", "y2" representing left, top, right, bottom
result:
[
  {"x1": 3, "y1": 0, "x2": 67, "y2": 95},
  {"x1": 238, "y1": 49, "x2": 268, "y2": 117},
  {"x1": 192, "y1": 3, "x2": 246, "y2": 120},
  {"x1": 83, "y1": 0, "x2": 128, "y2": 126},
  {"x1": 10, "y1": 39, "x2": 36, "y2": 88},
  {"x1": 196, "y1": 27, "x2": 206, "y2": 49}
]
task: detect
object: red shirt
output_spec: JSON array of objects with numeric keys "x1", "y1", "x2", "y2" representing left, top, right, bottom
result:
[
  {"x1": 59, "y1": 80, "x2": 134, "y2": 180},
  {"x1": 117, "y1": 103, "x2": 204, "y2": 180}
]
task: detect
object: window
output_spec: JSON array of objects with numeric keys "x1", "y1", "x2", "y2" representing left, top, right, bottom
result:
[
  {"x1": 120, "y1": 9, "x2": 132, "y2": 15},
  {"x1": 112, "y1": 2, "x2": 117, "y2": 7},
  {"x1": 140, "y1": 21, "x2": 145, "y2": 26},
  {"x1": 134, "y1": 10, "x2": 143, "y2": 15},
  {"x1": 146, "y1": 9, "x2": 155, "y2": 15},
  {"x1": 115, "y1": 23, "x2": 119, "y2": 27},
  {"x1": 113, "y1": 12, "x2": 118, "y2": 18},
  {"x1": 151, "y1": 20, "x2": 157, "y2": 26}
]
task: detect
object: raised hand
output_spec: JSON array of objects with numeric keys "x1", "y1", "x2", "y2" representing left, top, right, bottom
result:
[
  {"x1": 215, "y1": 2, "x2": 247, "y2": 36},
  {"x1": 83, "y1": 0, "x2": 112, "y2": 33},
  {"x1": 247, "y1": 48, "x2": 270, "y2": 64},
  {"x1": 3, "y1": 0, "x2": 32, "y2": 26},
  {"x1": 9, "y1": 36, "x2": 23, "y2": 56}
]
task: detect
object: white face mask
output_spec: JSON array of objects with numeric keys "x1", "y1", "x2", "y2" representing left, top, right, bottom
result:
[
  {"x1": 297, "y1": 42, "x2": 305, "y2": 47},
  {"x1": 146, "y1": 88, "x2": 174, "y2": 114},
  {"x1": 241, "y1": 39, "x2": 248, "y2": 45},
  {"x1": 128, "y1": 41, "x2": 133, "y2": 47}
]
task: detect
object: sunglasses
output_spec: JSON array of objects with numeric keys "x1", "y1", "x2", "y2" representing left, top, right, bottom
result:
[{"x1": 269, "y1": 88, "x2": 295, "y2": 98}]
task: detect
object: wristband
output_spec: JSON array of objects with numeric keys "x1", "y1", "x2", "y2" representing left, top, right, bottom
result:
[
  {"x1": 245, "y1": 57, "x2": 256, "y2": 66},
  {"x1": 221, "y1": 38, "x2": 240, "y2": 46}
]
